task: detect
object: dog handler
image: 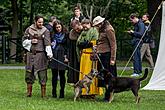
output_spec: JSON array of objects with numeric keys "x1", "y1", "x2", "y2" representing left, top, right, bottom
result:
[
  {"x1": 22, "y1": 15, "x2": 53, "y2": 98},
  {"x1": 93, "y1": 16, "x2": 117, "y2": 101},
  {"x1": 76, "y1": 19, "x2": 103, "y2": 98}
]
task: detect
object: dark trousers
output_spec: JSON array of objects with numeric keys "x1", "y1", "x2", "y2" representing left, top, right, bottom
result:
[
  {"x1": 51, "y1": 69, "x2": 66, "y2": 97},
  {"x1": 97, "y1": 52, "x2": 117, "y2": 101},
  {"x1": 133, "y1": 41, "x2": 142, "y2": 74}
]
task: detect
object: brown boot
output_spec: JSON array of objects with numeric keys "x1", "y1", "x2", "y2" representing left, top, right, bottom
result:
[
  {"x1": 27, "y1": 84, "x2": 32, "y2": 97},
  {"x1": 41, "y1": 85, "x2": 46, "y2": 98}
]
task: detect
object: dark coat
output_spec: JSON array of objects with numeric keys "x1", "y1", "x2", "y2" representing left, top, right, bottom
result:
[
  {"x1": 49, "y1": 32, "x2": 68, "y2": 70},
  {"x1": 67, "y1": 29, "x2": 80, "y2": 83}
]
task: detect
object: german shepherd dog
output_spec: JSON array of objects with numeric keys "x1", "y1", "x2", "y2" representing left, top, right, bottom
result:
[
  {"x1": 102, "y1": 68, "x2": 148, "y2": 104},
  {"x1": 73, "y1": 69, "x2": 100, "y2": 102}
]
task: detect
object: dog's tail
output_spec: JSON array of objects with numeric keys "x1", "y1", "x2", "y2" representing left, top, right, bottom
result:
[{"x1": 139, "y1": 68, "x2": 148, "y2": 81}]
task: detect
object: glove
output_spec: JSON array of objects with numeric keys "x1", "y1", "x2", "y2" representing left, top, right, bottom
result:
[
  {"x1": 45, "y1": 46, "x2": 53, "y2": 59},
  {"x1": 77, "y1": 41, "x2": 93, "y2": 49}
]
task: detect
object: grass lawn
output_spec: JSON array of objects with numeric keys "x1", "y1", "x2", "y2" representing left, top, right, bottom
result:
[{"x1": 0, "y1": 69, "x2": 164, "y2": 110}]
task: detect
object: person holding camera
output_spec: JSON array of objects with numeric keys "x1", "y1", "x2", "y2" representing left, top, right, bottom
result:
[{"x1": 22, "y1": 15, "x2": 53, "y2": 98}]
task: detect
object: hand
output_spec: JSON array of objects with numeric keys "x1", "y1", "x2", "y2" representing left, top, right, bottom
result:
[
  {"x1": 51, "y1": 42, "x2": 56, "y2": 46},
  {"x1": 31, "y1": 39, "x2": 38, "y2": 44},
  {"x1": 110, "y1": 60, "x2": 115, "y2": 65},
  {"x1": 64, "y1": 55, "x2": 69, "y2": 63},
  {"x1": 48, "y1": 54, "x2": 53, "y2": 60},
  {"x1": 93, "y1": 45, "x2": 97, "y2": 51},
  {"x1": 127, "y1": 30, "x2": 134, "y2": 34}
]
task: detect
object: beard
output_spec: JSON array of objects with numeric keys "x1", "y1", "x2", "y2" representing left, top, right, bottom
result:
[{"x1": 36, "y1": 25, "x2": 42, "y2": 29}]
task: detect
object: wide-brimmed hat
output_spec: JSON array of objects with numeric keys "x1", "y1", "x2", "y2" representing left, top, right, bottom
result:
[{"x1": 93, "y1": 16, "x2": 105, "y2": 26}]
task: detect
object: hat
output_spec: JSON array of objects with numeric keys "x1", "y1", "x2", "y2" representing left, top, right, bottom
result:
[{"x1": 93, "y1": 16, "x2": 105, "y2": 26}]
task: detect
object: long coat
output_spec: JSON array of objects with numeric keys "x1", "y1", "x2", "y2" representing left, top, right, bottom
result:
[
  {"x1": 22, "y1": 24, "x2": 51, "y2": 74},
  {"x1": 67, "y1": 29, "x2": 81, "y2": 83},
  {"x1": 49, "y1": 32, "x2": 68, "y2": 70}
]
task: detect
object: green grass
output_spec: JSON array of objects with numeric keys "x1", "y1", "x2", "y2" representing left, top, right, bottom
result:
[{"x1": 0, "y1": 69, "x2": 164, "y2": 110}]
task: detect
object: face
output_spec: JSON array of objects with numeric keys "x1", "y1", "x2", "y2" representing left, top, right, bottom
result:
[
  {"x1": 74, "y1": 9, "x2": 81, "y2": 17},
  {"x1": 73, "y1": 24, "x2": 82, "y2": 33},
  {"x1": 55, "y1": 24, "x2": 62, "y2": 33},
  {"x1": 142, "y1": 15, "x2": 148, "y2": 21},
  {"x1": 35, "y1": 18, "x2": 44, "y2": 29},
  {"x1": 130, "y1": 17, "x2": 137, "y2": 25},
  {"x1": 82, "y1": 23, "x2": 91, "y2": 31},
  {"x1": 94, "y1": 22, "x2": 102, "y2": 30}
]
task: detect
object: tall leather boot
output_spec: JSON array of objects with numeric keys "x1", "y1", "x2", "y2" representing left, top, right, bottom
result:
[
  {"x1": 59, "y1": 79, "x2": 65, "y2": 98},
  {"x1": 52, "y1": 69, "x2": 58, "y2": 98},
  {"x1": 59, "y1": 89, "x2": 64, "y2": 98},
  {"x1": 41, "y1": 85, "x2": 46, "y2": 98},
  {"x1": 52, "y1": 75, "x2": 57, "y2": 98},
  {"x1": 52, "y1": 83, "x2": 57, "y2": 98},
  {"x1": 27, "y1": 84, "x2": 32, "y2": 97},
  {"x1": 59, "y1": 70, "x2": 65, "y2": 98}
]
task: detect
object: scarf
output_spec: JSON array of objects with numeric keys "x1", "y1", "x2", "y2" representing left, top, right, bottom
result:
[{"x1": 52, "y1": 33, "x2": 65, "y2": 49}]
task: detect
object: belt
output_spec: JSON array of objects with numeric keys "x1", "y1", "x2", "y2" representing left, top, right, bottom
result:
[
  {"x1": 82, "y1": 51, "x2": 93, "y2": 54},
  {"x1": 30, "y1": 50, "x2": 44, "y2": 54}
]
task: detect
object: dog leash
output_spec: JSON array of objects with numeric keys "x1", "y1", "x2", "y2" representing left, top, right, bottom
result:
[
  {"x1": 92, "y1": 46, "x2": 105, "y2": 70},
  {"x1": 51, "y1": 57, "x2": 86, "y2": 76}
]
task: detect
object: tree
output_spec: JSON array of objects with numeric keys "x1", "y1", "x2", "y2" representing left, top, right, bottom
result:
[
  {"x1": 10, "y1": 0, "x2": 18, "y2": 59},
  {"x1": 147, "y1": 0, "x2": 163, "y2": 38}
]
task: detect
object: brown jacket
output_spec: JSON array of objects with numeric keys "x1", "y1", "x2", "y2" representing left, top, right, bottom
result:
[
  {"x1": 22, "y1": 24, "x2": 51, "y2": 73},
  {"x1": 97, "y1": 22, "x2": 117, "y2": 61}
]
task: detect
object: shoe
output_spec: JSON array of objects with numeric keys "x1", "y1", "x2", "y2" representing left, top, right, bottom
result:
[
  {"x1": 131, "y1": 73, "x2": 140, "y2": 77},
  {"x1": 52, "y1": 94, "x2": 57, "y2": 98}
]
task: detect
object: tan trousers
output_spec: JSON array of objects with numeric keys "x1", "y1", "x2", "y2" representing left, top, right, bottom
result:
[{"x1": 141, "y1": 43, "x2": 154, "y2": 68}]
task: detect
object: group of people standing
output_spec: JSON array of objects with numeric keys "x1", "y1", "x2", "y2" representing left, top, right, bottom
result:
[
  {"x1": 22, "y1": 6, "x2": 154, "y2": 102},
  {"x1": 128, "y1": 13, "x2": 154, "y2": 77}
]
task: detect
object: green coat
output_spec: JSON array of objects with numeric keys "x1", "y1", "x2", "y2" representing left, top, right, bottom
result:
[{"x1": 76, "y1": 27, "x2": 99, "y2": 60}]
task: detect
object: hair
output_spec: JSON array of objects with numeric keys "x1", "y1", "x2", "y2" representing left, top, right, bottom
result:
[
  {"x1": 53, "y1": 20, "x2": 68, "y2": 33},
  {"x1": 81, "y1": 19, "x2": 91, "y2": 25},
  {"x1": 49, "y1": 16, "x2": 56, "y2": 22},
  {"x1": 144, "y1": 13, "x2": 150, "y2": 19},
  {"x1": 74, "y1": 6, "x2": 81, "y2": 11},
  {"x1": 129, "y1": 13, "x2": 139, "y2": 19},
  {"x1": 70, "y1": 19, "x2": 80, "y2": 28},
  {"x1": 34, "y1": 15, "x2": 44, "y2": 22}
]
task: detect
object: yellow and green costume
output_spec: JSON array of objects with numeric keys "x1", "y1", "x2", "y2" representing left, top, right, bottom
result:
[{"x1": 77, "y1": 27, "x2": 103, "y2": 95}]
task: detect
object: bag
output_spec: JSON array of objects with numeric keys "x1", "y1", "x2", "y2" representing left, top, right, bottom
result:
[{"x1": 149, "y1": 40, "x2": 155, "y2": 49}]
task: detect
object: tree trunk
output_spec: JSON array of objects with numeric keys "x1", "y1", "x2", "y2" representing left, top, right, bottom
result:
[
  {"x1": 10, "y1": 0, "x2": 18, "y2": 59},
  {"x1": 30, "y1": 0, "x2": 34, "y2": 24},
  {"x1": 147, "y1": 0, "x2": 163, "y2": 37}
]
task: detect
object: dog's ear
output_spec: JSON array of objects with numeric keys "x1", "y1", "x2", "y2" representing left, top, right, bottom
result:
[{"x1": 104, "y1": 71, "x2": 113, "y2": 78}]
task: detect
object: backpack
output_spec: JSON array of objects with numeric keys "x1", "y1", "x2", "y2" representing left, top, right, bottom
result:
[{"x1": 143, "y1": 23, "x2": 153, "y2": 43}]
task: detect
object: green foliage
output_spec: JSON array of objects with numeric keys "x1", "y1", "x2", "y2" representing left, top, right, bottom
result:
[{"x1": 30, "y1": 0, "x2": 72, "y2": 27}]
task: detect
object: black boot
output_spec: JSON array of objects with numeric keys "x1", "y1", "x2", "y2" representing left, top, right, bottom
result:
[
  {"x1": 59, "y1": 89, "x2": 64, "y2": 98},
  {"x1": 59, "y1": 70, "x2": 65, "y2": 98},
  {"x1": 52, "y1": 88, "x2": 57, "y2": 98},
  {"x1": 52, "y1": 69, "x2": 58, "y2": 98}
]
